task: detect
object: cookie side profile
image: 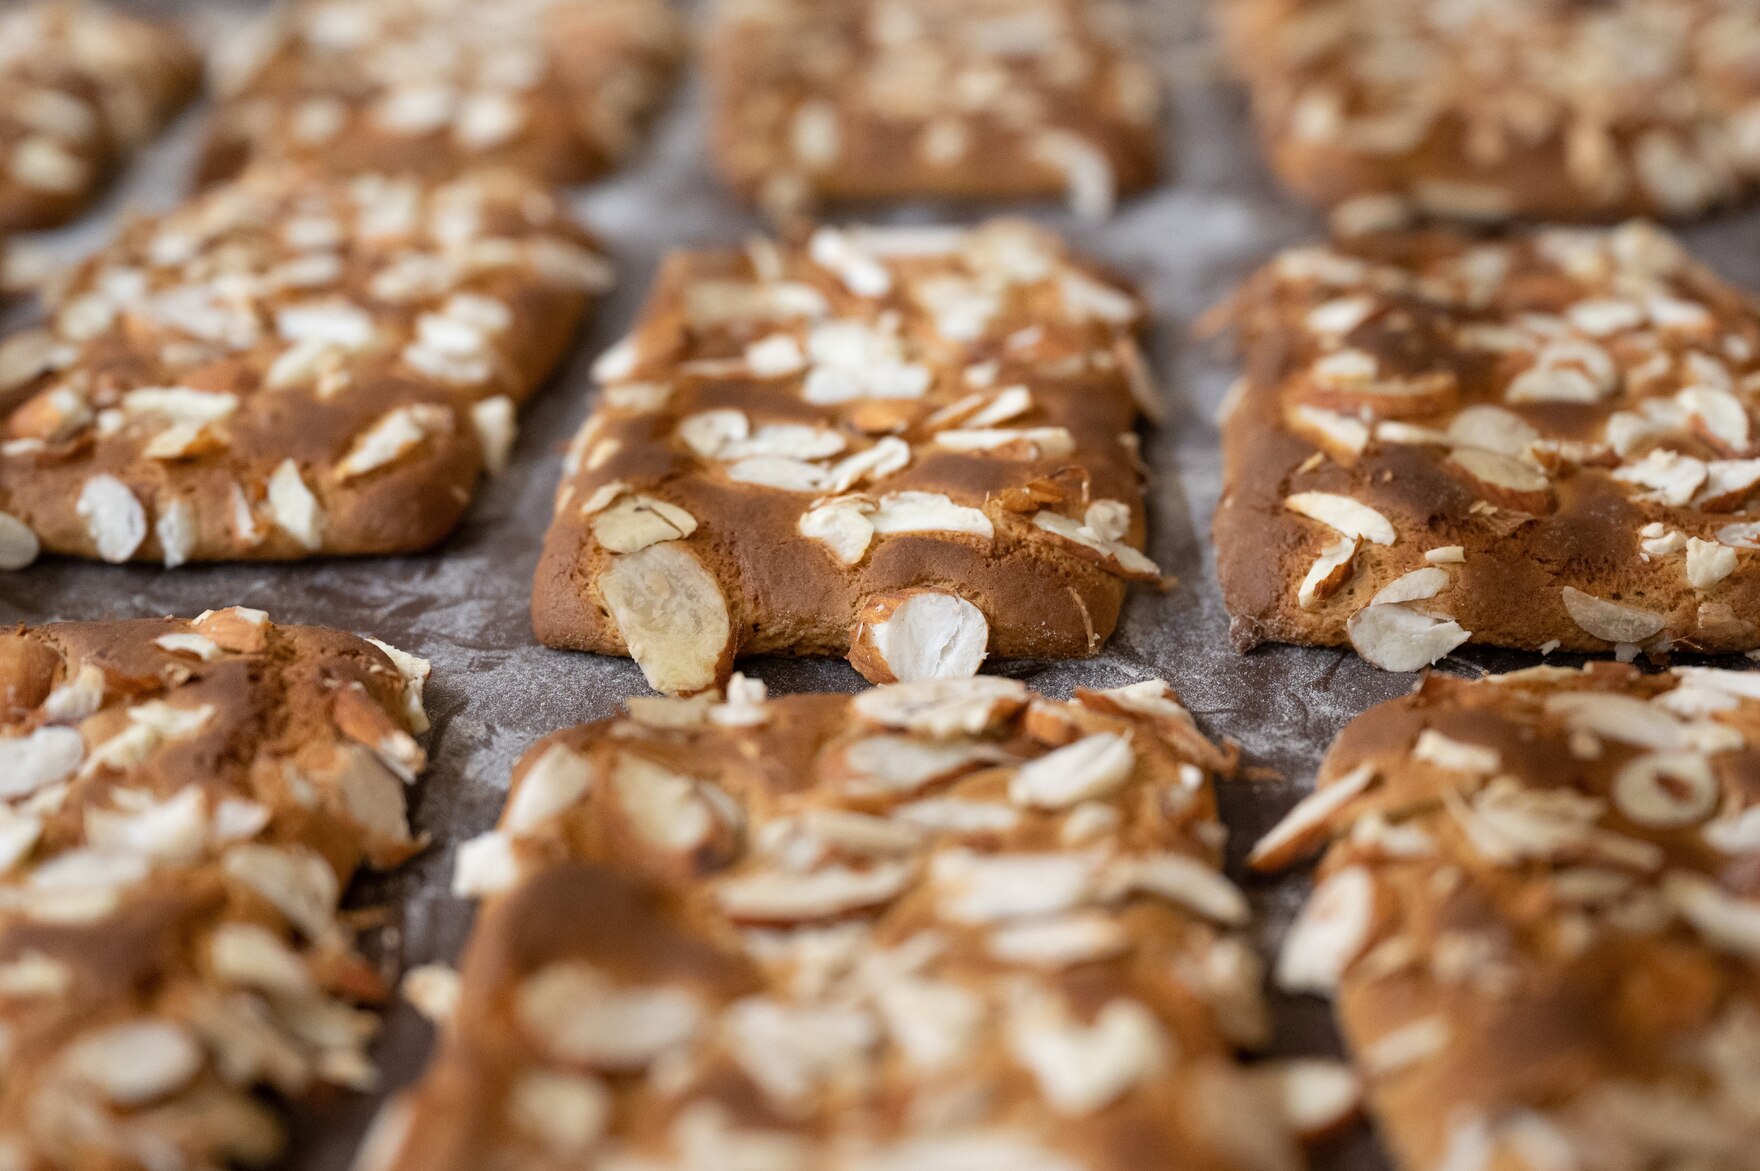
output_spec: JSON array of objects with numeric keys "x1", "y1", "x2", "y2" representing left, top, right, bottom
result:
[
  {"x1": 1221, "y1": 0, "x2": 1760, "y2": 222},
  {"x1": 0, "y1": 164, "x2": 608, "y2": 566},
  {"x1": 1252, "y1": 664, "x2": 1760, "y2": 1170},
  {"x1": 357, "y1": 676, "x2": 1316, "y2": 1171},
  {"x1": 1215, "y1": 222, "x2": 1760, "y2": 669},
  {"x1": 532, "y1": 220, "x2": 1160, "y2": 694},
  {"x1": 706, "y1": 0, "x2": 1161, "y2": 219},
  {"x1": 0, "y1": 610, "x2": 431, "y2": 1169},
  {"x1": 199, "y1": 0, "x2": 682, "y2": 186},
  {"x1": 0, "y1": 1, "x2": 200, "y2": 231}
]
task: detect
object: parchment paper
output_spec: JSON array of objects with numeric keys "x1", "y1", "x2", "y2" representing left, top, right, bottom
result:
[{"x1": 11, "y1": 3, "x2": 1760, "y2": 1166}]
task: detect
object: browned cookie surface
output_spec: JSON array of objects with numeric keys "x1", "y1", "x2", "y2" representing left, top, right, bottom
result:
[
  {"x1": 0, "y1": 164, "x2": 609, "y2": 567},
  {"x1": 360, "y1": 676, "x2": 1310, "y2": 1171},
  {"x1": 1215, "y1": 222, "x2": 1760, "y2": 668},
  {"x1": 1221, "y1": 0, "x2": 1760, "y2": 223},
  {"x1": 1254, "y1": 664, "x2": 1760, "y2": 1171},
  {"x1": 707, "y1": 0, "x2": 1161, "y2": 219},
  {"x1": 0, "y1": 610, "x2": 431, "y2": 1170},
  {"x1": 200, "y1": 0, "x2": 681, "y2": 187},
  {"x1": 532, "y1": 221, "x2": 1161, "y2": 694},
  {"x1": 0, "y1": 1, "x2": 199, "y2": 231}
]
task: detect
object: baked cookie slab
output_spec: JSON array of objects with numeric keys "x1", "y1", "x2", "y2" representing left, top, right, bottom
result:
[
  {"x1": 1252, "y1": 664, "x2": 1760, "y2": 1171},
  {"x1": 532, "y1": 220, "x2": 1161, "y2": 694},
  {"x1": 0, "y1": 164, "x2": 609, "y2": 567},
  {"x1": 0, "y1": 1, "x2": 199, "y2": 232},
  {"x1": 199, "y1": 0, "x2": 682, "y2": 187},
  {"x1": 1214, "y1": 222, "x2": 1760, "y2": 669},
  {"x1": 358, "y1": 676, "x2": 1317, "y2": 1171},
  {"x1": 1221, "y1": 0, "x2": 1760, "y2": 223},
  {"x1": 706, "y1": 0, "x2": 1161, "y2": 220},
  {"x1": 0, "y1": 610, "x2": 431, "y2": 1170}
]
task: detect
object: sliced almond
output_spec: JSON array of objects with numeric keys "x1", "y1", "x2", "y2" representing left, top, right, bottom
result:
[
  {"x1": 1248, "y1": 763, "x2": 1377, "y2": 873},
  {"x1": 266, "y1": 460, "x2": 325, "y2": 550},
  {"x1": 1009, "y1": 734, "x2": 1135, "y2": 810},
  {"x1": 1285, "y1": 492, "x2": 1395, "y2": 545},
  {"x1": 1445, "y1": 448, "x2": 1554, "y2": 512},
  {"x1": 1560, "y1": 587, "x2": 1666, "y2": 645},
  {"x1": 1346, "y1": 604, "x2": 1470, "y2": 672},
  {"x1": 592, "y1": 495, "x2": 698, "y2": 554},
  {"x1": 0, "y1": 511, "x2": 40, "y2": 570},
  {"x1": 848, "y1": 590, "x2": 989, "y2": 685},
  {"x1": 1610, "y1": 751, "x2": 1718, "y2": 828},
  {"x1": 1297, "y1": 536, "x2": 1359, "y2": 609},
  {"x1": 76, "y1": 475, "x2": 146, "y2": 562},
  {"x1": 1276, "y1": 866, "x2": 1377, "y2": 995},
  {"x1": 1369, "y1": 566, "x2": 1449, "y2": 606},
  {"x1": 1252, "y1": 1059, "x2": 1363, "y2": 1143},
  {"x1": 597, "y1": 543, "x2": 733, "y2": 696}
]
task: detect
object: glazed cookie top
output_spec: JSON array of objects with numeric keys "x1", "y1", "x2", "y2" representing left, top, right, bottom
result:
[
  {"x1": 708, "y1": 0, "x2": 1161, "y2": 218},
  {"x1": 535, "y1": 221, "x2": 1160, "y2": 693},
  {"x1": 0, "y1": 611, "x2": 431, "y2": 1171},
  {"x1": 0, "y1": 164, "x2": 608, "y2": 567},
  {"x1": 0, "y1": 1, "x2": 198, "y2": 229},
  {"x1": 1224, "y1": 0, "x2": 1760, "y2": 220},
  {"x1": 203, "y1": 0, "x2": 681, "y2": 184},
  {"x1": 1256, "y1": 664, "x2": 1760, "y2": 1171},
  {"x1": 364, "y1": 676, "x2": 1314, "y2": 1171},
  {"x1": 1221, "y1": 221, "x2": 1760, "y2": 665}
]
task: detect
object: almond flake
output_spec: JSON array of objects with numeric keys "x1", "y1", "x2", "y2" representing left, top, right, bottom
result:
[{"x1": 1285, "y1": 491, "x2": 1396, "y2": 545}]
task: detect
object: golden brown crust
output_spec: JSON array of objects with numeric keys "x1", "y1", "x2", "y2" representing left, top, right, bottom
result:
[
  {"x1": 0, "y1": 165, "x2": 608, "y2": 567},
  {"x1": 361, "y1": 676, "x2": 1307, "y2": 1171},
  {"x1": 197, "y1": 0, "x2": 682, "y2": 188},
  {"x1": 0, "y1": 1, "x2": 199, "y2": 232},
  {"x1": 531, "y1": 221, "x2": 1160, "y2": 694},
  {"x1": 1220, "y1": 0, "x2": 1760, "y2": 223},
  {"x1": 0, "y1": 610, "x2": 432, "y2": 1171},
  {"x1": 706, "y1": 0, "x2": 1162, "y2": 219},
  {"x1": 1255, "y1": 664, "x2": 1760, "y2": 1171},
  {"x1": 1214, "y1": 222, "x2": 1760, "y2": 667}
]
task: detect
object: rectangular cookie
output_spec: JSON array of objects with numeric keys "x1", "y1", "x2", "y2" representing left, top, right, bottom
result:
[
  {"x1": 706, "y1": 0, "x2": 1161, "y2": 219},
  {"x1": 356, "y1": 675, "x2": 1310, "y2": 1171},
  {"x1": 532, "y1": 220, "x2": 1161, "y2": 695},
  {"x1": 1252, "y1": 664, "x2": 1760, "y2": 1170},
  {"x1": 198, "y1": 0, "x2": 682, "y2": 187},
  {"x1": 0, "y1": 163, "x2": 609, "y2": 568},
  {"x1": 1214, "y1": 221, "x2": 1760, "y2": 669},
  {"x1": 0, "y1": 609, "x2": 431, "y2": 1170},
  {"x1": 1220, "y1": 0, "x2": 1760, "y2": 223},
  {"x1": 0, "y1": 1, "x2": 199, "y2": 231}
]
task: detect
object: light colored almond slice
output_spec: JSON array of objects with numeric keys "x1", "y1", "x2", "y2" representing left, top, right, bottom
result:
[
  {"x1": 62, "y1": 1019, "x2": 203, "y2": 1105},
  {"x1": 267, "y1": 460, "x2": 325, "y2": 550},
  {"x1": 597, "y1": 543, "x2": 732, "y2": 696},
  {"x1": 851, "y1": 676, "x2": 1027, "y2": 738},
  {"x1": 1346, "y1": 604, "x2": 1470, "y2": 672},
  {"x1": 1663, "y1": 872, "x2": 1760, "y2": 959},
  {"x1": 1369, "y1": 566, "x2": 1448, "y2": 606},
  {"x1": 0, "y1": 511, "x2": 39, "y2": 570},
  {"x1": 1276, "y1": 865, "x2": 1377, "y2": 995},
  {"x1": 75, "y1": 475, "x2": 147, "y2": 562},
  {"x1": 715, "y1": 861, "x2": 914, "y2": 923},
  {"x1": 1611, "y1": 751, "x2": 1718, "y2": 828},
  {"x1": 1560, "y1": 587, "x2": 1666, "y2": 645},
  {"x1": 1445, "y1": 447, "x2": 1554, "y2": 512},
  {"x1": 1252, "y1": 1059, "x2": 1363, "y2": 1143},
  {"x1": 848, "y1": 590, "x2": 988, "y2": 685},
  {"x1": 1285, "y1": 492, "x2": 1395, "y2": 545},
  {"x1": 1248, "y1": 763, "x2": 1377, "y2": 873},
  {"x1": 1685, "y1": 538, "x2": 1738, "y2": 590},
  {"x1": 1298, "y1": 536, "x2": 1359, "y2": 609},
  {"x1": 592, "y1": 495, "x2": 697, "y2": 554},
  {"x1": 1009, "y1": 734, "x2": 1135, "y2": 810}
]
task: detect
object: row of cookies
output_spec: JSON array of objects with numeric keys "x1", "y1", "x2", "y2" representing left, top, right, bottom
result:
[{"x1": 7, "y1": 614, "x2": 1757, "y2": 1171}]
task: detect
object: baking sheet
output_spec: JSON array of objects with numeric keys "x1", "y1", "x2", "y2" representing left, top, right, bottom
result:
[{"x1": 11, "y1": 2, "x2": 1760, "y2": 1166}]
